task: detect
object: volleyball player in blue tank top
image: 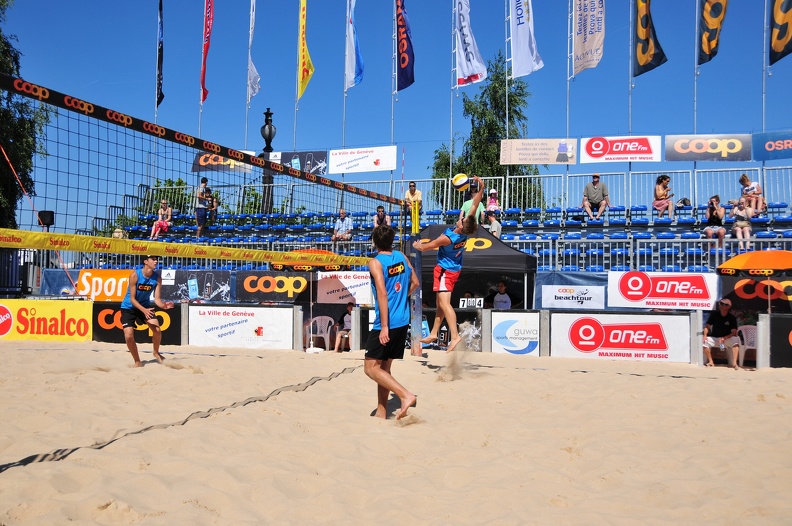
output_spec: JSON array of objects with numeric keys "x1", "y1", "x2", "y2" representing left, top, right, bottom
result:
[
  {"x1": 365, "y1": 225, "x2": 420, "y2": 420},
  {"x1": 120, "y1": 255, "x2": 174, "y2": 367},
  {"x1": 413, "y1": 175, "x2": 484, "y2": 353}
]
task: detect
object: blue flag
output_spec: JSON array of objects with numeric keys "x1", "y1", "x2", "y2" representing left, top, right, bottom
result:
[{"x1": 396, "y1": 0, "x2": 415, "y2": 91}]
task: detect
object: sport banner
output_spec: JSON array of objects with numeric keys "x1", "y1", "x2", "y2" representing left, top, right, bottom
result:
[
  {"x1": 664, "y1": 134, "x2": 751, "y2": 161},
  {"x1": 0, "y1": 229, "x2": 368, "y2": 268},
  {"x1": 92, "y1": 302, "x2": 182, "y2": 345},
  {"x1": 607, "y1": 271, "x2": 719, "y2": 310},
  {"x1": 328, "y1": 146, "x2": 398, "y2": 174},
  {"x1": 580, "y1": 135, "x2": 661, "y2": 163},
  {"x1": 317, "y1": 271, "x2": 372, "y2": 304},
  {"x1": 491, "y1": 311, "x2": 540, "y2": 355},
  {"x1": 236, "y1": 271, "x2": 309, "y2": 303},
  {"x1": 188, "y1": 305, "x2": 294, "y2": 349},
  {"x1": 752, "y1": 130, "x2": 792, "y2": 161},
  {"x1": 0, "y1": 299, "x2": 92, "y2": 342},
  {"x1": 500, "y1": 138, "x2": 577, "y2": 165},
  {"x1": 551, "y1": 312, "x2": 691, "y2": 362}
]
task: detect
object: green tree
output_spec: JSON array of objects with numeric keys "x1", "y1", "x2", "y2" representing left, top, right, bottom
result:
[
  {"x1": 0, "y1": 0, "x2": 52, "y2": 229},
  {"x1": 429, "y1": 50, "x2": 545, "y2": 211}
]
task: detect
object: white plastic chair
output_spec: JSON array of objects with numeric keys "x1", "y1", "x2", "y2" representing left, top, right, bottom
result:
[
  {"x1": 304, "y1": 316, "x2": 335, "y2": 352},
  {"x1": 737, "y1": 325, "x2": 757, "y2": 367}
]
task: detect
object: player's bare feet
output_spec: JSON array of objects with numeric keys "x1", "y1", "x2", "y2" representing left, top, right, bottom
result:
[
  {"x1": 420, "y1": 335, "x2": 437, "y2": 344},
  {"x1": 153, "y1": 352, "x2": 164, "y2": 364},
  {"x1": 396, "y1": 394, "x2": 417, "y2": 420},
  {"x1": 132, "y1": 362, "x2": 143, "y2": 368},
  {"x1": 373, "y1": 408, "x2": 387, "y2": 419},
  {"x1": 445, "y1": 336, "x2": 462, "y2": 353}
]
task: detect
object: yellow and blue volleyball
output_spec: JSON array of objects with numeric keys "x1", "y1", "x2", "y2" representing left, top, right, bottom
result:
[{"x1": 452, "y1": 173, "x2": 469, "y2": 192}]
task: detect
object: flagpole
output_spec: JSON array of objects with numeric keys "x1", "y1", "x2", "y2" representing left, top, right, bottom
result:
[
  {"x1": 293, "y1": 4, "x2": 300, "y2": 153},
  {"x1": 628, "y1": 0, "x2": 633, "y2": 136},
  {"x1": 391, "y1": 0, "x2": 397, "y2": 192},
  {"x1": 762, "y1": 0, "x2": 769, "y2": 133},
  {"x1": 693, "y1": 0, "x2": 700, "y2": 134},
  {"x1": 504, "y1": 0, "x2": 511, "y2": 194},
  {"x1": 450, "y1": 0, "x2": 455, "y2": 181},
  {"x1": 566, "y1": 0, "x2": 572, "y2": 141}
]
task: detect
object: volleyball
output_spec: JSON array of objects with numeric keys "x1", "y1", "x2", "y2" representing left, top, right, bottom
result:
[{"x1": 452, "y1": 173, "x2": 469, "y2": 192}]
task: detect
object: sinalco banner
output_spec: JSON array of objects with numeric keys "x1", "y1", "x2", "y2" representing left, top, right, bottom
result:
[
  {"x1": 328, "y1": 145, "x2": 398, "y2": 174},
  {"x1": 500, "y1": 138, "x2": 577, "y2": 165},
  {"x1": 0, "y1": 299, "x2": 93, "y2": 341},
  {"x1": 580, "y1": 135, "x2": 661, "y2": 163},
  {"x1": 664, "y1": 134, "x2": 752, "y2": 161}
]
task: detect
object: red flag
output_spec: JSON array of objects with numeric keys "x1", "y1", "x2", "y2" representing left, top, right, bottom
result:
[{"x1": 200, "y1": 0, "x2": 214, "y2": 103}]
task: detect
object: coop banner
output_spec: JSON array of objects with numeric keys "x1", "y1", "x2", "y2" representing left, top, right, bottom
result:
[
  {"x1": 607, "y1": 271, "x2": 718, "y2": 310},
  {"x1": 191, "y1": 151, "x2": 253, "y2": 173},
  {"x1": 92, "y1": 302, "x2": 182, "y2": 345},
  {"x1": 550, "y1": 312, "x2": 690, "y2": 362},
  {"x1": 267, "y1": 150, "x2": 328, "y2": 175},
  {"x1": 500, "y1": 138, "x2": 577, "y2": 165},
  {"x1": 317, "y1": 271, "x2": 373, "y2": 304},
  {"x1": 236, "y1": 271, "x2": 310, "y2": 303},
  {"x1": 664, "y1": 134, "x2": 752, "y2": 161},
  {"x1": 328, "y1": 145, "x2": 398, "y2": 174},
  {"x1": 0, "y1": 299, "x2": 93, "y2": 342},
  {"x1": 188, "y1": 305, "x2": 293, "y2": 349},
  {"x1": 491, "y1": 311, "x2": 540, "y2": 355}
]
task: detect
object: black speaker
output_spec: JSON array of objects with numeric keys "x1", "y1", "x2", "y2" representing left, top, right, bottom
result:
[{"x1": 38, "y1": 210, "x2": 55, "y2": 227}]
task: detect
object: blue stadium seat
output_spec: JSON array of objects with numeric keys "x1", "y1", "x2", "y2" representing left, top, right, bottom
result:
[
  {"x1": 609, "y1": 217, "x2": 627, "y2": 227},
  {"x1": 564, "y1": 232, "x2": 582, "y2": 240},
  {"x1": 501, "y1": 233, "x2": 515, "y2": 241},
  {"x1": 502, "y1": 220, "x2": 518, "y2": 229},
  {"x1": 638, "y1": 265, "x2": 656, "y2": 272},
  {"x1": 537, "y1": 265, "x2": 554, "y2": 272},
  {"x1": 783, "y1": 230, "x2": 792, "y2": 238},
  {"x1": 655, "y1": 232, "x2": 677, "y2": 239},
  {"x1": 662, "y1": 265, "x2": 682, "y2": 272},
  {"x1": 518, "y1": 233, "x2": 537, "y2": 240},
  {"x1": 687, "y1": 265, "x2": 710, "y2": 273},
  {"x1": 611, "y1": 265, "x2": 631, "y2": 272},
  {"x1": 755, "y1": 231, "x2": 778, "y2": 239},
  {"x1": 561, "y1": 265, "x2": 581, "y2": 272},
  {"x1": 609, "y1": 232, "x2": 628, "y2": 240},
  {"x1": 541, "y1": 233, "x2": 560, "y2": 241},
  {"x1": 588, "y1": 218, "x2": 605, "y2": 226},
  {"x1": 586, "y1": 232, "x2": 605, "y2": 240},
  {"x1": 680, "y1": 232, "x2": 701, "y2": 239},
  {"x1": 653, "y1": 217, "x2": 673, "y2": 226},
  {"x1": 677, "y1": 216, "x2": 697, "y2": 225},
  {"x1": 585, "y1": 265, "x2": 605, "y2": 272},
  {"x1": 521, "y1": 220, "x2": 540, "y2": 228},
  {"x1": 632, "y1": 232, "x2": 652, "y2": 240}
]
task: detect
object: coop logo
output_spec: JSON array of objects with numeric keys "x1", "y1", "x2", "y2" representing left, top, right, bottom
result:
[
  {"x1": 227, "y1": 149, "x2": 244, "y2": 161},
  {"x1": 618, "y1": 271, "x2": 709, "y2": 301},
  {"x1": 13, "y1": 79, "x2": 49, "y2": 100},
  {"x1": 292, "y1": 265, "x2": 314, "y2": 271},
  {"x1": 347, "y1": 185, "x2": 357, "y2": 193},
  {"x1": 97, "y1": 307, "x2": 171, "y2": 334},
  {"x1": 320, "y1": 178, "x2": 331, "y2": 186},
  {"x1": 720, "y1": 268, "x2": 737, "y2": 276},
  {"x1": 569, "y1": 317, "x2": 667, "y2": 353},
  {"x1": 387, "y1": 262, "x2": 405, "y2": 276},
  {"x1": 334, "y1": 182, "x2": 344, "y2": 190},
  {"x1": 734, "y1": 279, "x2": 792, "y2": 301},
  {"x1": 748, "y1": 269, "x2": 775, "y2": 276},
  {"x1": 203, "y1": 141, "x2": 221, "y2": 154},
  {"x1": 585, "y1": 136, "x2": 653, "y2": 158},
  {"x1": 174, "y1": 132, "x2": 195, "y2": 146},
  {"x1": 64, "y1": 96, "x2": 94, "y2": 115},
  {"x1": 243, "y1": 275, "x2": 307, "y2": 297},
  {"x1": 324, "y1": 265, "x2": 341, "y2": 271},
  {"x1": 105, "y1": 110, "x2": 132, "y2": 126},
  {"x1": 666, "y1": 134, "x2": 751, "y2": 161},
  {"x1": 292, "y1": 168, "x2": 304, "y2": 178},
  {"x1": 143, "y1": 122, "x2": 166, "y2": 137},
  {"x1": 493, "y1": 319, "x2": 539, "y2": 355},
  {"x1": 556, "y1": 288, "x2": 576, "y2": 294},
  {"x1": 0, "y1": 305, "x2": 13, "y2": 337}
]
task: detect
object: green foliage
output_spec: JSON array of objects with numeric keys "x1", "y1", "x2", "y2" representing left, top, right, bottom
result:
[
  {"x1": 0, "y1": 0, "x2": 52, "y2": 228},
  {"x1": 429, "y1": 50, "x2": 546, "y2": 210}
]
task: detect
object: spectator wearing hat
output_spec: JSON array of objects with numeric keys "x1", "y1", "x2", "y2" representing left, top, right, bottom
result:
[
  {"x1": 582, "y1": 173, "x2": 610, "y2": 221},
  {"x1": 486, "y1": 189, "x2": 501, "y2": 213},
  {"x1": 486, "y1": 210, "x2": 501, "y2": 239},
  {"x1": 702, "y1": 297, "x2": 740, "y2": 369}
]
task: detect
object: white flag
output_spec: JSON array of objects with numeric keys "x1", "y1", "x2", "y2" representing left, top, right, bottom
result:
[
  {"x1": 573, "y1": 0, "x2": 605, "y2": 75},
  {"x1": 510, "y1": 0, "x2": 544, "y2": 78},
  {"x1": 344, "y1": 0, "x2": 364, "y2": 90},
  {"x1": 455, "y1": 0, "x2": 487, "y2": 86},
  {"x1": 246, "y1": 0, "x2": 261, "y2": 103}
]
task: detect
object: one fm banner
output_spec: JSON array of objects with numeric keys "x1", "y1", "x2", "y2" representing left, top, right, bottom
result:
[
  {"x1": 491, "y1": 311, "x2": 540, "y2": 355},
  {"x1": 317, "y1": 271, "x2": 373, "y2": 304},
  {"x1": 607, "y1": 271, "x2": 718, "y2": 310},
  {"x1": 188, "y1": 305, "x2": 293, "y2": 349},
  {"x1": 0, "y1": 299, "x2": 93, "y2": 342},
  {"x1": 328, "y1": 145, "x2": 398, "y2": 174},
  {"x1": 579, "y1": 136, "x2": 662, "y2": 163},
  {"x1": 499, "y1": 138, "x2": 577, "y2": 165},
  {"x1": 550, "y1": 313, "x2": 691, "y2": 363}
]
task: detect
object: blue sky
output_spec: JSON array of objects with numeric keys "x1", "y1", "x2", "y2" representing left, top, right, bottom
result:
[{"x1": 5, "y1": 0, "x2": 792, "y2": 183}]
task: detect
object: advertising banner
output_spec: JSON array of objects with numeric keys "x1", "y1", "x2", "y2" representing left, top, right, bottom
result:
[
  {"x1": 580, "y1": 135, "x2": 662, "y2": 163},
  {"x1": 191, "y1": 151, "x2": 252, "y2": 173},
  {"x1": 573, "y1": 0, "x2": 605, "y2": 75},
  {"x1": 491, "y1": 311, "x2": 540, "y2": 355},
  {"x1": 752, "y1": 131, "x2": 792, "y2": 162},
  {"x1": 551, "y1": 312, "x2": 690, "y2": 362},
  {"x1": 607, "y1": 271, "x2": 718, "y2": 310},
  {"x1": 328, "y1": 145, "x2": 398, "y2": 174},
  {"x1": 236, "y1": 271, "x2": 309, "y2": 303},
  {"x1": 770, "y1": 315, "x2": 792, "y2": 368},
  {"x1": 92, "y1": 302, "x2": 182, "y2": 345},
  {"x1": 76, "y1": 269, "x2": 135, "y2": 302},
  {"x1": 267, "y1": 150, "x2": 328, "y2": 175},
  {"x1": 541, "y1": 285, "x2": 605, "y2": 310},
  {"x1": 664, "y1": 134, "x2": 752, "y2": 161},
  {"x1": 160, "y1": 269, "x2": 231, "y2": 303},
  {"x1": 0, "y1": 299, "x2": 92, "y2": 342},
  {"x1": 317, "y1": 271, "x2": 372, "y2": 304},
  {"x1": 188, "y1": 305, "x2": 293, "y2": 349},
  {"x1": 500, "y1": 138, "x2": 577, "y2": 165}
]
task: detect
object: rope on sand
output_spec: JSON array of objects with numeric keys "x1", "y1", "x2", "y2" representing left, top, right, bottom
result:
[{"x1": 0, "y1": 365, "x2": 361, "y2": 475}]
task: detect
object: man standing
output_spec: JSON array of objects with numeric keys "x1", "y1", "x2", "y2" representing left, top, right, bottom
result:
[
  {"x1": 120, "y1": 255, "x2": 174, "y2": 367},
  {"x1": 582, "y1": 173, "x2": 610, "y2": 221},
  {"x1": 195, "y1": 177, "x2": 209, "y2": 238},
  {"x1": 486, "y1": 210, "x2": 501, "y2": 238},
  {"x1": 414, "y1": 175, "x2": 484, "y2": 353},
  {"x1": 702, "y1": 297, "x2": 740, "y2": 369},
  {"x1": 365, "y1": 225, "x2": 420, "y2": 420},
  {"x1": 484, "y1": 281, "x2": 522, "y2": 309}
]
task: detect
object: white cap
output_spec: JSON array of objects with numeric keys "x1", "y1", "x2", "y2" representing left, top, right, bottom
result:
[{"x1": 489, "y1": 189, "x2": 497, "y2": 194}]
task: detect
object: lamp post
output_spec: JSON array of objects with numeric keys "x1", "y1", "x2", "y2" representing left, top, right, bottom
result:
[{"x1": 258, "y1": 108, "x2": 276, "y2": 215}]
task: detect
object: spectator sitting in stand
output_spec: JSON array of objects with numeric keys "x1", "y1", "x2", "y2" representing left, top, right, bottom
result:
[
  {"x1": 652, "y1": 174, "x2": 674, "y2": 221},
  {"x1": 582, "y1": 173, "x2": 610, "y2": 221},
  {"x1": 404, "y1": 181, "x2": 422, "y2": 215},
  {"x1": 331, "y1": 208, "x2": 353, "y2": 250},
  {"x1": 730, "y1": 197, "x2": 754, "y2": 251},
  {"x1": 486, "y1": 189, "x2": 501, "y2": 212},
  {"x1": 150, "y1": 199, "x2": 172, "y2": 239},
  {"x1": 485, "y1": 210, "x2": 501, "y2": 238},
  {"x1": 703, "y1": 194, "x2": 727, "y2": 248},
  {"x1": 373, "y1": 205, "x2": 391, "y2": 227},
  {"x1": 738, "y1": 173, "x2": 765, "y2": 216}
]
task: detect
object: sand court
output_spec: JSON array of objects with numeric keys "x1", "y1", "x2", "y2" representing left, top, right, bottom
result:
[{"x1": 1, "y1": 340, "x2": 791, "y2": 524}]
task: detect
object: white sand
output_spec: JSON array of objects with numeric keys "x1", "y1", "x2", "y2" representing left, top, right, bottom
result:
[{"x1": 0, "y1": 341, "x2": 790, "y2": 524}]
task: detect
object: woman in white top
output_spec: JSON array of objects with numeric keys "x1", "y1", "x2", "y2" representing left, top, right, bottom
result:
[{"x1": 738, "y1": 173, "x2": 764, "y2": 216}]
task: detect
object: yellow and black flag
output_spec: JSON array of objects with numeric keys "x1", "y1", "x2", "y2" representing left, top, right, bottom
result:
[
  {"x1": 633, "y1": 0, "x2": 667, "y2": 76},
  {"x1": 770, "y1": 0, "x2": 792, "y2": 65},
  {"x1": 698, "y1": 0, "x2": 728, "y2": 65}
]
